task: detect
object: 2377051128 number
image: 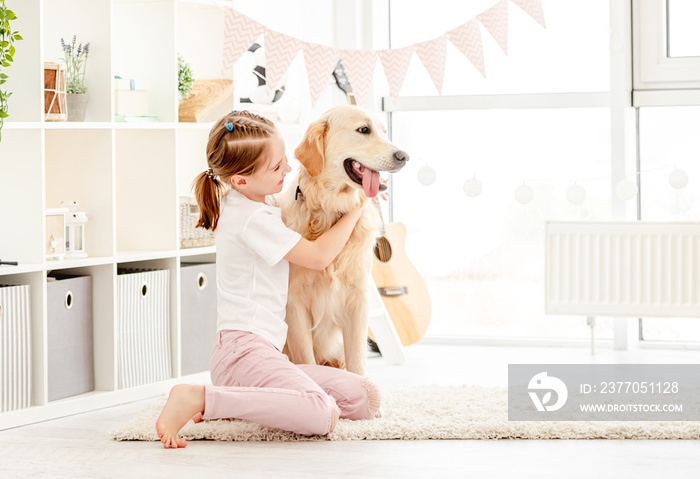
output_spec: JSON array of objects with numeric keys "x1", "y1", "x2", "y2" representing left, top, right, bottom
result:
[{"x1": 597, "y1": 381, "x2": 679, "y2": 394}]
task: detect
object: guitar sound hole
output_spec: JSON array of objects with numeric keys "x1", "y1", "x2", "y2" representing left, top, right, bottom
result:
[{"x1": 374, "y1": 236, "x2": 392, "y2": 262}]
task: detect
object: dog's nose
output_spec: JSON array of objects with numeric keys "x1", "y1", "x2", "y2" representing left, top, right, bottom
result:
[{"x1": 393, "y1": 150, "x2": 409, "y2": 163}]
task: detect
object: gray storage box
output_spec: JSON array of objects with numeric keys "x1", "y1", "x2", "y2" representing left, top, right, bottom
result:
[
  {"x1": 117, "y1": 269, "x2": 171, "y2": 389},
  {"x1": 47, "y1": 275, "x2": 94, "y2": 401},
  {"x1": 180, "y1": 263, "x2": 217, "y2": 375},
  {"x1": 0, "y1": 284, "x2": 31, "y2": 412}
]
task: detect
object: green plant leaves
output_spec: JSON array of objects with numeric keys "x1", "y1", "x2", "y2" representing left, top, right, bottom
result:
[{"x1": 0, "y1": 0, "x2": 20, "y2": 141}]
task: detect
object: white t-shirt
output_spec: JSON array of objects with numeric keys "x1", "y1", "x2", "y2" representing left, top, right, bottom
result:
[{"x1": 215, "y1": 189, "x2": 301, "y2": 350}]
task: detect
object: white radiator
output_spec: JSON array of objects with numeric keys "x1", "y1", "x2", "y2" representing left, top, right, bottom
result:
[
  {"x1": 546, "y1": 222, "x2": 700, "y2": 318},
  {"x1": 0, "y1": 284, "x2": 31, "y2": 412}
]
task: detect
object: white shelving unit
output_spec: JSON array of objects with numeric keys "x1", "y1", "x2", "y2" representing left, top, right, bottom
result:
[{"x1": 0, "y1": 0, "x2": 233, "y2": 430}]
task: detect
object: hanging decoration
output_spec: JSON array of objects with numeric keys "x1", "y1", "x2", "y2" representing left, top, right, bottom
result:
[
  {"x1": 566, "y1": 183, "x2": 586, "y2": 206},
  {"x1": 463, "y1": 176, "x2": 484, "y2": 197},
  {"x1": 417, "y1": 164, "x2": 438, "y2": 186},
  {"x1": 414, "y1": 160, "x2": 692, "y2": 205},
  {"x1": 514, "y1": 183, "x2": 535, "y2": 204},
  {"x1": 221, "y1": 0, "x2": 547, "y2": 107},
  {"x1": 668, "y1": 167, "x2": 689, "y2": 189}
]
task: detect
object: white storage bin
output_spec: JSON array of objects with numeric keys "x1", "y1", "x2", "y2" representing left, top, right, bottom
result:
[
  {"x1": 47, "y1": 275, "x2": 94, "y2": 401},
  {"x1": 0, "y1": 284, "x2": 31, "y2": 412},
  {"x1": 180, "y1": 263, "x2": 217, "y2": 375},
  {"x1": 117, "y1": 269, "x2": 171, "y2": 389}
]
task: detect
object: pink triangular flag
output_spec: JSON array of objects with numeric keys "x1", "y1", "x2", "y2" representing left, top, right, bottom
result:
[
  {"x1": 264, "y1": 30, "x2": 302, "y2": 94},
  {"x1": 221, "y1": 9, "x2": 264, "y2": 78},
  {"x1": 478, "y1": 0, "x2": 509, "y2": 55},
  {"x1": 379, "y1": 46, "x2": 413, "y2": 103},
  {"x1": 448, "y1": 19, "x2": 486, "y2": 78},
  {"x1": 340, "y1": 50, "x2": 377, "y2": 107},
  {"x1": 511, "y1": 0, "x2": 546, "y2": 29},
  {"x1": 303, "y1": 42, "x2": 339, "y2": 107},
  {"x1": 415, "y1": 36, "x2": 447, "y2": 95}
]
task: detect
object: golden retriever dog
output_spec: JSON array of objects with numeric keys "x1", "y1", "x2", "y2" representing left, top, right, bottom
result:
[{"x1": 279, "y1": 105, "x2": 409, "y2": 376}]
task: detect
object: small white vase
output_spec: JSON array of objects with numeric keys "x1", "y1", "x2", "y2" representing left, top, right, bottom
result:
[{"x1": 66, "y1": 93, "x2": 89, "y2": 122}]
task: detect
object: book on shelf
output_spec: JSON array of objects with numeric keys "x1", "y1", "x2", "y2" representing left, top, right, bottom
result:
[{"x1": 115, "y1": 114, "x2": 160, "y2": 123}]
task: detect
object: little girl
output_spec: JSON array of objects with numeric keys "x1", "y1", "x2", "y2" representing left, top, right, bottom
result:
[{"x1": 155, "y1": 111, "x2": 381, "y2": 448}]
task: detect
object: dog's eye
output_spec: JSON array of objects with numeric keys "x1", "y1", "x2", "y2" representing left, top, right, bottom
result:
[{"x1": 357, "y1": 126, "x2": 371, "y2": 134}]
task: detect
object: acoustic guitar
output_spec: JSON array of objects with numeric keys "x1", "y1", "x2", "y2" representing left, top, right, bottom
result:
[
  {"x1": 371, "y1": 213, "x2": 432, "y2": 346},
  {"x1": 332, "y1": 60, "x2": 432, "y2": 346}
]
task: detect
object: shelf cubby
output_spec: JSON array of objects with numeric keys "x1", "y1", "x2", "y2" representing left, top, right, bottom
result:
[
  {"x1": 115, "y1": 128, "x2": 178, "y2": 254},
  {"x1": 45, "y1": 129, "x2": 115, "y2": 258}
]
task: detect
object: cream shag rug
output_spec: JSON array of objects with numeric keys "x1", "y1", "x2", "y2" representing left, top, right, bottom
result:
[{"x1": 112, "y1": 385, "x2": 700, "y2": 441}]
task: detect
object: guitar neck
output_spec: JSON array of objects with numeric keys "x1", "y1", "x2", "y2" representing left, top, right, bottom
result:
[{"x1": 374, "y1": 200, "x2": 387, "y2": 236}]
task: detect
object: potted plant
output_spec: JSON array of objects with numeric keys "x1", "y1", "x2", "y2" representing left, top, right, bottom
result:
[
  {"x1": 60, "y1": 35, "x2": 90, "y2": 121},
  {"x1": 0, "y1": 0, "x2": 22, "y2": 141},
  {"x1": 178, "y1": 54, "x2": 194, "y2": 101}
]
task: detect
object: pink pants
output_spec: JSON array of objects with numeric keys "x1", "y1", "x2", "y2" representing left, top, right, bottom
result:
[{"x1": 202, "y1": 330, "x2": 381, "y2": 436}]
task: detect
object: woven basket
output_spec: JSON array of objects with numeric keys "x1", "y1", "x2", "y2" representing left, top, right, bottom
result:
[{"x1": 179, "y1": 197, "x2": 215, "y2": 248}]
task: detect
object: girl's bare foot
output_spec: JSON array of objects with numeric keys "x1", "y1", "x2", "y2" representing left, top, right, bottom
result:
[{"x1": 155, "y1": 384, "x2": 205, "y2": 449}]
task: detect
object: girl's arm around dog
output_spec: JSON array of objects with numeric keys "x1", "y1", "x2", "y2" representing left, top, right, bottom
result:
[{"x1": 284, "y1": 207, "x2": 364, "y2": 270}]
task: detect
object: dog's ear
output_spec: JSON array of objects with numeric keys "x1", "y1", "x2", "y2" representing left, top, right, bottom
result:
[{"x1": 294, "y1": 119, "x2": 328, "y2": 177}]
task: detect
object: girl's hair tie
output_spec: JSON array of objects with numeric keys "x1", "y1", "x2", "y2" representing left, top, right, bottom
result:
[
  {"x1": 230, "y1": 110, "x2": 237, "y2": 114},
  {"x1": 206, "y1": 168, "x2": 216, "y2": 179},
  {"x1": 224, "y1": 122, "x2": 234, "y2": 132}
]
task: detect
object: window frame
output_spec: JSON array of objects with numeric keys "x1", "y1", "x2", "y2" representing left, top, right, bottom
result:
[{"x1": 633, "y1": 0, "x2": 700, "y2": 105}]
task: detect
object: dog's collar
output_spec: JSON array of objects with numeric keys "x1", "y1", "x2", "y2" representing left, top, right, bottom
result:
[{"x1": 295, "y1": 185, "x2": 303, "y2": 201}]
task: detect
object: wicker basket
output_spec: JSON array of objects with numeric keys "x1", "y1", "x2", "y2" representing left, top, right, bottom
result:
[{"x1": 179, "y1": 197, "x2": 215, "y2": 248}]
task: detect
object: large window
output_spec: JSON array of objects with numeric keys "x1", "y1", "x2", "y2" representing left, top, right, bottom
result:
[{"x1": 388, "y1": 0, "x2": 614, "y2": 340}]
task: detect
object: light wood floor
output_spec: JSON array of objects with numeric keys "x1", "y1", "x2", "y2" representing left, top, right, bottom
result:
[{"x1": 3, "y1": 343, "x2": 700, "y2": 478}]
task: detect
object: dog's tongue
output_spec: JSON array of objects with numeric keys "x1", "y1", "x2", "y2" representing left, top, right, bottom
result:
[{"x1": 361, "y1": 166, "x2": 380, "y2": 198}]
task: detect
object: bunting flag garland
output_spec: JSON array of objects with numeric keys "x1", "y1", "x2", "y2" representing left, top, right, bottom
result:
[
  {"x1": 221, "y1": 9, "x2": 264, "y2": 79},
  {"x1": 415, "y1": 36, "x2": 447, "y2": 95},
  {"x1": 478, "y1": 0, "x2": 510, "y2": 55},
  {"x1": 303, "y1": 43, "x2": 340, "y2": 107},
  {"x1": 448, "y1": 19, "x2": 486, "y2": 78},
  {"x1": 222, "y1": 0, "x2": 545, "y2": 106},
  {"x1": 264, "y1": 30, "x2": 302, "y2": 95},
  {"x1": 340, "y1": 50, "x2": 378, "y2": 107},
  {"x1": 379, "y1": 46, "x2": 414, "y2": 103},
  {"x1": 511, "y1": 0, "x2": 547, "y2": 29}
]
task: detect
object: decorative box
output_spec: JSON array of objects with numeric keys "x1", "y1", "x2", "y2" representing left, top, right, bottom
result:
[
  {"x1": 180, "y1": 197, "x2": 215, "y2": 248},
  {"x1": 114, "y1": 76, "x2": 150, "y2": 116},
  {"x1": 44, "y1": 62, "x2": 67, "y2": 121}
]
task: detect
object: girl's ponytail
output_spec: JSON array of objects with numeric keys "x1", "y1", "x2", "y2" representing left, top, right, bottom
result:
[{"x1": 193, "y1": 170, "x2": 226, "y2": 231}]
